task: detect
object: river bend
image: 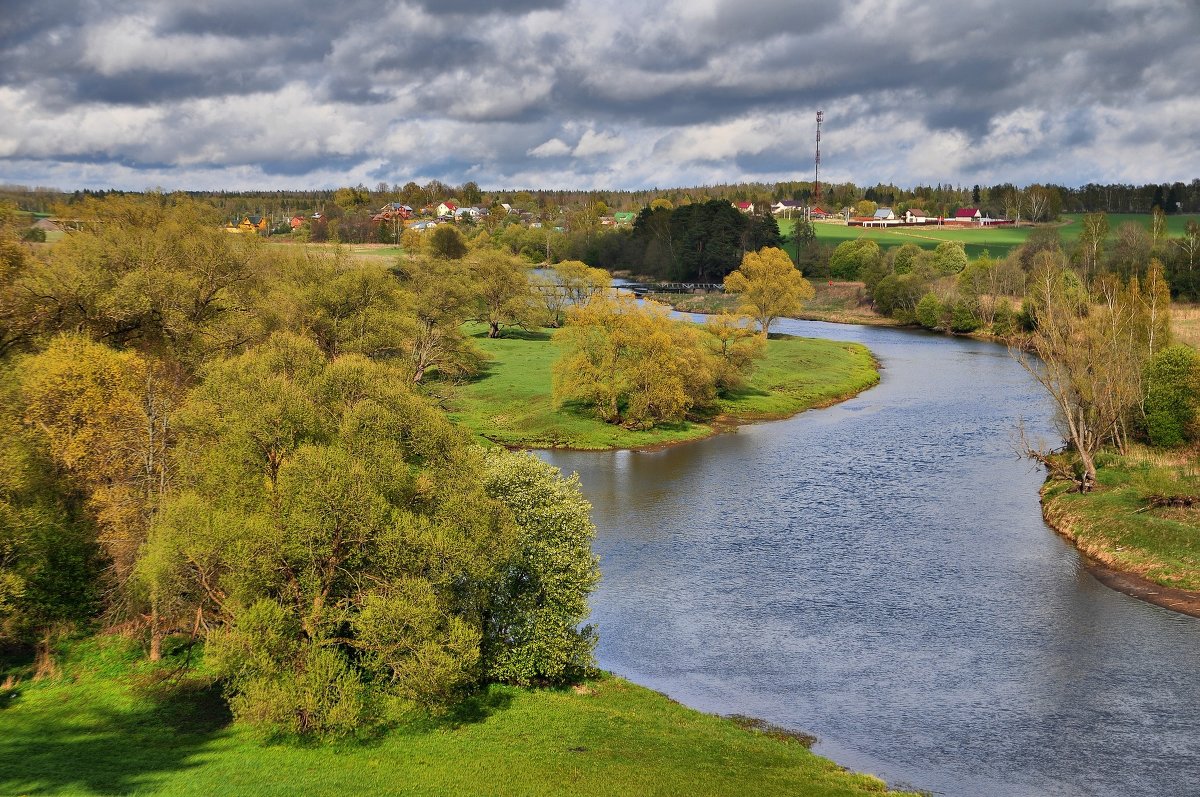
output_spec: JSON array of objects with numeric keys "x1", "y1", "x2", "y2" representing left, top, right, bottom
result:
[{"x1": 540, "y1": 318, "x2": 1200, "y2": 797}]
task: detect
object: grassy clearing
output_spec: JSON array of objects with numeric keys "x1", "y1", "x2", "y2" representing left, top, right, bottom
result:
[
  {"x1": 1042, "y1": 447, "x2": 1200, "y2": 591},
  {"x1": 448, "y1": 327, "x2": 878, "y2": 450},
  {"x1": 0, "y1": 638, "x2": 917, "y2": 797}
]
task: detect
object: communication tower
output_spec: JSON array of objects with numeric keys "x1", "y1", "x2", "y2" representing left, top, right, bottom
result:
[{"x1": 813, "y1": 110, "x2": 824, "y2": 204}]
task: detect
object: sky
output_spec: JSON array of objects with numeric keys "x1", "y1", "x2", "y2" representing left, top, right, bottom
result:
[{"x1": 2, "y1": 0, "x2": 1199, "y2": 192}]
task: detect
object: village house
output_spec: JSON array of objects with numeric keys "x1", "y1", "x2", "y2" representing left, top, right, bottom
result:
[
  {"x1": 903, "y1": 209, "x2": 929, "y2": 224},
  {"x1": 436, "y1": 200, "x2": 458, "y2": 217},
  {"x1": 771, "y1": 200, "x2": 805, "y2": 215},
  {"x1": 732, "y1": 201, "x2": 754, "y2": 213},
  {"x1": 225, "y1": 215, "x2": 268, "y2": 234}
]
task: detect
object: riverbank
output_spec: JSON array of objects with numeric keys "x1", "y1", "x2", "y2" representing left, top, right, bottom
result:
[
  {"x1": 448, "y1": 329, "x2": 879, "y2": 450},
  {"x1": 1040, "y1": 448, "x2": 1200, "y2": 615},
  {"x1": 0, "y1": 637, "x2": 919, "y2": 797},
  {"x1": 650, "y1": 281, "x2": 901, "y2": 328}
]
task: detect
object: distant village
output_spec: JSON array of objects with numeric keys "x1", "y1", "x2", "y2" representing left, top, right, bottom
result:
[{"x1": 222, "y1": 198, "x2": 1012, "y2": 238}]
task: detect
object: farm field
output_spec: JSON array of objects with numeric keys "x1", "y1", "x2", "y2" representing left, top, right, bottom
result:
[{"x1": 781, "y1": 213, "x2": 1200, "y2": 261}]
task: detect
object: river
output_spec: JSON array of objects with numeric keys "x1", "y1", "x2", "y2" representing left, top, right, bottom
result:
[{"x1": 538, "y1": 318, "x2": 1200, "y2": 797}]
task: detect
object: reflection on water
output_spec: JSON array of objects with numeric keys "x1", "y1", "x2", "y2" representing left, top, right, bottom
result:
[{"x1": 540, "y1": 319, "x2": 1200, "y2": 797}]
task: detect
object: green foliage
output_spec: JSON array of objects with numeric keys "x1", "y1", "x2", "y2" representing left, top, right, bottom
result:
[
  {"x1": 428, "y1": 225, "x2": 468, "y2": 260},
  {"x1": 1143, "y1": 344, "x2": 1200, "y2": 447},
  {"x1": 480, "y1": 450, "x2": 599, "y2": 685},
  {"x1": 552, "y1": 295, "x2": 719, "y2": 429},
  {"x1": 931, "y1": 241, "x2": 968, "y2": 275},
  {"x1": 724, "y1": 246, "x2": 815, "y2": 335},
  {"x1": 829, "y1": 239, "x2": 881, "y2": 280},
  {"x1": 0, "y1": 371, "x2": 99, "y2": 648},
  {"x1": 889, "y1": 243, "x2": 923, "y2": 275},
  {"x1": 138, "y1": 334, "x2": 599, "y2": 735},
  {"x1": 948, "y1": 299, "x2": 981, "y2": 333},
  {"x1": 915, "y1": 293, "x2": 942, "y2": 329}
]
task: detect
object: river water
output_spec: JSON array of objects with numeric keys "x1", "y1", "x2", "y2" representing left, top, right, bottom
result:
[{"x1": 539, "y1": 318, "x2": 1200, "y2": 797}]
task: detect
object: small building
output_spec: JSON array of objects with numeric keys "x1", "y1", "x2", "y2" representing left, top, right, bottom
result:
[
  {"x1": 732, "y1": 201, "x2": 754, "y2": 213},
  {"x1": 954, "y1": 207, "x2": 982, "y2": 221},
  {"x1": 436, "y1": 201, "x2": 459, "y2": 217},
  {"x1": 874, "y1": 207, "x2": 896, "y2": 220},
  {"x1": 290, "y1": 215, "x2": 306, "y2": 230},
  {"x1": 225, "y1": 215, "x2": 268, "y2": 234},
  {"x1": 809, "y1": 206, "x2": 829, "y2": 219},
  {"x1": 904, "y1": 209, "x2": 929, "y2": 224},
  {"x1": 771, "y1": 200, "x2": 805, "y2": 215}
]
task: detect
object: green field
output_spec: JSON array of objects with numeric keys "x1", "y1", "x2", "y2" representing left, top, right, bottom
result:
[
  {"x1": 782, "y1": 213, "x2": 1200, "y2": 261},
  {"x1": 0, "y1": 638, "x2": 917, "y2": 797},
  {"x1": 448, "y1": 328, "x2": 879, "y2": 450}
]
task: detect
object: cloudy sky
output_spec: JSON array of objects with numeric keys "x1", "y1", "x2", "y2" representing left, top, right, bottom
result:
[{"x1": 2, "y1": 0, "x2": 1199, "y2": 192}]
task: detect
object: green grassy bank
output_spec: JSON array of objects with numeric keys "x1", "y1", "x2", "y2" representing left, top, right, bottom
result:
[
  {"x1": 0, "y1": 638, "x2": 917, "y2": 797},
  {"x1": 1041, "y1": 448, "x2": 1200, "y2": 593},
  {"x1": 448, "y1": 329, "x2": 879, "y2": 450}
]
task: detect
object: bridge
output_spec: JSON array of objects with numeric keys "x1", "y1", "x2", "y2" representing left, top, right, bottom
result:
[{"x1": 621, "y1": 281, "x2": 725, "y2": 296}]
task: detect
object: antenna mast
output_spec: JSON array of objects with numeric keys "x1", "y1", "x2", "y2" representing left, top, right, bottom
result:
[{"x1": 813, "y1": 110, "x2": 824, "y2": 204}]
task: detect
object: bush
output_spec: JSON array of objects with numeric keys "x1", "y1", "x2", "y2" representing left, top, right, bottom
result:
[
  {"x1": 991, "y1": 302, "x2": 1018, "y2": 337},
  {"x1": 1143, "y1": 345, "x2": 1200, "y2": 447},
  {"x1": 915, "y1": 293, "x2": 942, "y2": 329},
  {"x1": 949, "y1": 300, "x2": 981, "y2": 333}
]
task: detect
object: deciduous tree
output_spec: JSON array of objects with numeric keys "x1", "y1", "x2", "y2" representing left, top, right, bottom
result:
[{"x1": 724, "y1": 247, "x2": 815, "y2": 335}]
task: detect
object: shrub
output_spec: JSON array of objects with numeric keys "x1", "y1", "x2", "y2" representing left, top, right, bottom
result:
[
  {"x1": 1143, "y1": 344, "x2": 1200, "y2": 447},
  {"x1": 915, "y1": 293, "x2": 942, "y2": 329}
]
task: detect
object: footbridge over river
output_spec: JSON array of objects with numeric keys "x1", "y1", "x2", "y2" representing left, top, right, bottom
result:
[{"x1": 620, "y1": 281, "x2": 725, "y2": 296}]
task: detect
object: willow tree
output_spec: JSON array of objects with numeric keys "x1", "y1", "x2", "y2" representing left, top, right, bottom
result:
[
  {"x1": 552, "y1": 294, "x2": 717, "y2": 429},
  {"x1": 724, "y1": 246, "x2": 815, "y2": 336}
]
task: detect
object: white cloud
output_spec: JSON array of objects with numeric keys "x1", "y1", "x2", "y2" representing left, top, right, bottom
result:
[
  {"x1": 572, "y1": 129, "x2": 625, "y2": 158},
  {"x1": 528, "y1": 138, "x2": 571, "y2": 157}
]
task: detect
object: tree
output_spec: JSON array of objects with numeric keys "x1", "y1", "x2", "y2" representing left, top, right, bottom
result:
[
  {"x1": 0, "y1": 372, "x2": 98, "y2": 674},
  {"x1": 480, "y1": 450, "x2": 599, "y2": 684},
  {"x1": 428, "y1": 225, "x2": 468, "y2": 260},
  {"x1": 144, "y1": 337, "x2": 600, "y2": 734},
  {"x1": 829, "y1": 239, "x2": 882, "y2": 280},
  {"x1": 391, "y1": 258, "x2": 481, "y2": 383},
  {"x1": 724, "y1": 247, "x2": 815, "y2": 336},
  {"x1": 702, "y1": 313, "x2": 765, "y2": 392},
  {"x1": 930, "y1": 241, "x2": 968, "y2": 275},
  {"x1": 1077, "y1": 212, "x2": 1108, "y2": 283},
  {"x1": 1013, "y1": 265, "x2": 1166, "y2": 491},
  {"x1": 552, "y1": 294, "x2": 717, "y2": 429},
  {"x1": 465, "y1": 250, "x2": 539, "y2": 338},
  {"x1": 20, "y1": 335, "x2": 182, "y2": 657}
]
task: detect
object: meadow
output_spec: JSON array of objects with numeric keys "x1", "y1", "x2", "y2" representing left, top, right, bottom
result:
[{"x1": 0, "y1": 638, "x2": 919, "y2": 797}]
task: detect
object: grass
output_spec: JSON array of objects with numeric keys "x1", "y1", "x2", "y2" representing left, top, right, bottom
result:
[
  {"x1": 1041, "y1": 446, "x2": 1200, "y2": 591},
  {"x1": 782, "y1": 213, "x2": 1200, "y2": 262},
  {"x1": 0, "y1": 637, "x2": 918, "y2": 797},
  {"x1": 447, "y1": 327, "x2": 879, "y2": 450}
]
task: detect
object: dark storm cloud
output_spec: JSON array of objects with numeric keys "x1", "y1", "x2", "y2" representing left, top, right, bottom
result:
[{"x1": 2, "y1": 0, "x2": 1198, "y2": 189}]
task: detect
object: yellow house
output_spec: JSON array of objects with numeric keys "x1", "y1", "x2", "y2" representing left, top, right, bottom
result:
[{"x1": 224, "y1": 215, "x2": 269, "y2": 234}]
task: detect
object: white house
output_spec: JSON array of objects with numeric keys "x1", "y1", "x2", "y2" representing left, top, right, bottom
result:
[{"x1": 904, "y1": 209, "x2": 929, "y2": 224}]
